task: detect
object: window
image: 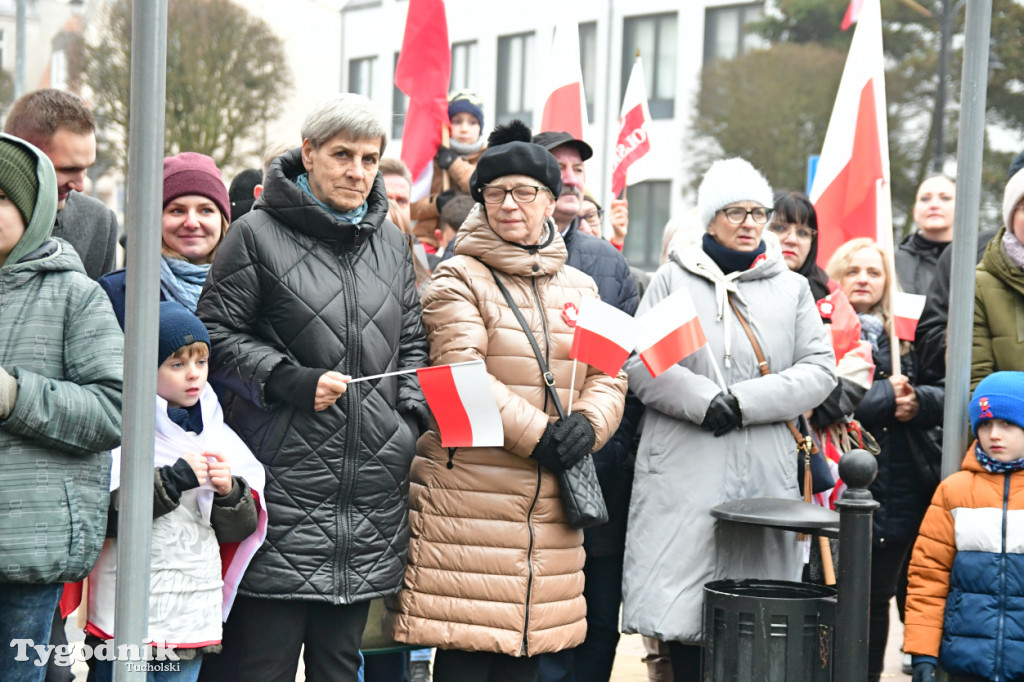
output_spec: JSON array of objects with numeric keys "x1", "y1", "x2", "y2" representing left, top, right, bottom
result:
[
  {"x1": 392, "y1": 52, "x2": 408, "y2": 139},
  {"x1": 622, "y1": 14, "x2": 677, "y2": 119},
  {"x1": 621, "y1": 180, "x2": 671, "y2": 270},
  {"x1": 50, "y1": 50, "x2": 68, "y2": 90},
  {"x1": 0, "y1": 29, "x2": 5, "y2": 70},
  {"x1": 496, "y1": 32, "x2": 534, "y2": 126},
  {"x1": 704, "y1": 3, "x2": 766, "y2": 63},
  {"x1": 451, "y1": 41, "x2": 478, "y2": 92},
  {"x1": 578, "y1": 22, "x2": 597, "y2": 122},
  {"x1": 348, "y1": 56, "x2": 375, "y2": 98}
]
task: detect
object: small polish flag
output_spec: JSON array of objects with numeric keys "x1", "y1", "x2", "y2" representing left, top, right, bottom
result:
[
  {"x1": 841, "y1": 0, "x2": 866, "y2": 31},
  {"x1": 569, "y1": 297, "x2": 638, "y2": 377},
  {"x1": 417, "y1": 360, "x2": 503, "y2": 447},
  {"x1": 636, "y1": 288, "x2": 708, "y2": 378},
  {"x1": 892, "y1": 292, "x2": 927, "y2": 342}
]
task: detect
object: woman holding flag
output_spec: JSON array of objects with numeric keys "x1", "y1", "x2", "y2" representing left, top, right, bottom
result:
[
  {"x1": 826, "y1": 238, "x2": 945, "y2": 682},
  {"x1": 384, "y1": 120, "x2": 626, "y2": 681},
  {"x1": 620, "y1": 158, "x2": 837, "y2": 680}
]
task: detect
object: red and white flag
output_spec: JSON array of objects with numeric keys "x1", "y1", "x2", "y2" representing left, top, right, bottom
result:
[
  {"x1": 395, "y1": 0, "x2": 450, "y2": 195},
  {"x1": 892, "y1": 292, "x2": 927, "y2": 342},
  {"x1": 636, "y1": 288, "x2": 708, "y2": 378},
  {"x1": 538, "y1": 18, "x2": 588, "y2": 140},
  {"x1": 840, "y1": 0, "x2": 866, "y2": 31},
  {"x1": 569, "y1": 297, "x2": 638, "y2": 377},
  {"x1": 611, "y1": 55, "x2": 655, "y2": 197},
  {"x1": 417, "y1": 360, "x2": 503, "y2": 447},
  {"x1": 809, "y1": 0, "x2": 892, "y2": 267}
]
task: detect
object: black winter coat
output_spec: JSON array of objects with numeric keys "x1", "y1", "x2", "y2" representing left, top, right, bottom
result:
[
  {"x1": 562, "y1": 218, "x2": 639, "y2": 315},
  {"x1": 894, "y1": 232, "x2": 950, "y2": 296},
  {"x1": 196, "y1": 149, "x2": 428, "y2": 604},
  {"x1": 855, "y1": 323, "x2": 944, "y2": 547}
]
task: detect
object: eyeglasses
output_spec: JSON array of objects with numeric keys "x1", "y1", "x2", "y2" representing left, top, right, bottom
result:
[
  {"x1": 768, "y1": 222, "x2": 817, "y2": 241},
  {"x1": 581, "y1": 209, "x2": 604, "y2": 223},
  {"x1": 719, "y1": 207, "x2": 773, "y2": 225},
  {"x1": 481, "y1": 185, "x2": 549, "y2": 205}
]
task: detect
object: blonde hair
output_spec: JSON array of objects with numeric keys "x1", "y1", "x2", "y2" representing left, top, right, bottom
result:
[{"x1": 825, "y1": 237, "x2": 900, "y2": 333}]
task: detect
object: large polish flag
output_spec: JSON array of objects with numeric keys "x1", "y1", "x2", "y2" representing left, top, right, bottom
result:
[
  {"x1": 809, "y1": 0, "x2": 892, "y2": 267},
  {"x1": 611, "y1": 55, "x2": 655, "y2": 197},
  {"x1": 570, "y1": 297, "x2": 638, "y2": 377},
  {"x1": 636, "y1": 288, "x2": 708, "y2": 378},
  {"x1": 395, "y1": 0, "x2": 450, "y2": 197},
  {"x1": 538, "y1": 18, "x2": 588, "y2": 139},
  {"x1": 417, "y1": 360, "x2": 503, "y2": 447},
  {"x1": 893, "y1": 292, "x2": 927, "y2": 342}
]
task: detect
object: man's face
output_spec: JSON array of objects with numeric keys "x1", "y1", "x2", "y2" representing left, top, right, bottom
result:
[
  {"x1": 41, "y1": 128, "x2": 96, "y2": 210},
  {"x1": 383, "y1": 173, "x2": 411, "y2": 224},
  {"x1": 550, "y1": 145, "x2": 585, "y2": 225},
  {"x1": 301, "y1": 133, "x2": 381, "y2": 213}
]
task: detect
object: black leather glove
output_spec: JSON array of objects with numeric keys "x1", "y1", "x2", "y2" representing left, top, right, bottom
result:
[
  {"x1": 434, "y1": 146, "x2": 458, "y2": 170},
  {"x1": 701, "y1": 392, "x2": 742, "y2": 437},
  {"x1": 551, "y1": 412, "x2": 596, "y2": 470},
  {"x1": 530, "y1": 422, "x2": 565, "y2": 473},
  {"x1": 435, "y1": 189, "x2": 456, "y2": 214},
  {"x1": 911, "y1": 661, "x2": 936, "y2": 682}
]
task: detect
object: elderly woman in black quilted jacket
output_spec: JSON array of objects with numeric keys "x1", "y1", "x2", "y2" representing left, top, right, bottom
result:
[{"x1": 196, "y1": 93, "x2": 428, "y2": 682}]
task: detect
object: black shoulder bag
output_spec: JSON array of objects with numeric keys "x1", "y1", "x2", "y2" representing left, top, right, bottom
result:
[{"x1": 487, "y1": 266, "x2": 608, "y2": 529}]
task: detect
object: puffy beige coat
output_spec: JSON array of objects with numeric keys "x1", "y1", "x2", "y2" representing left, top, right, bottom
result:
[{"x1": 384, "y1": 205, "x2": 627, "y2": 656}]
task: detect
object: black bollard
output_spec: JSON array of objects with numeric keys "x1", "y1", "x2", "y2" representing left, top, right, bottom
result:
[{"x1": 834, "y1": 449, "x2": 879, "y2": 682}]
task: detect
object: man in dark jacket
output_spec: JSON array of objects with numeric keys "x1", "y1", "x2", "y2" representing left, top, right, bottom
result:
[
  {"x1": 5, "y1": 89, "x2": 118, "y2": 281},
  {"x1": 196, "y1": 93, "x2": 428, "y2": 682}
]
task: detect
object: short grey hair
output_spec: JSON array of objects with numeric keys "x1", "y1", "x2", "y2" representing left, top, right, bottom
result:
[{"x1": 301, "y1": 93, "x2": 388, "y2": 153}]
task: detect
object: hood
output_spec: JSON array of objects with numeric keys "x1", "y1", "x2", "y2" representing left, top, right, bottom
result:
[
  {"x1": 253, "y1": 147, "x2": 389, "y2": 249},
  {"x1": 452, "y1": 203, "x2": 568, "y2": 277},
  {"x1": 898, "y1": 232, "x2": 949, "y2": 259},
  {"x1": 2, "y1": 133, "x2": 57, "y2": 267},
  {"x1": 981, "y1": 226, "x2": 1024, "y2": 298}
]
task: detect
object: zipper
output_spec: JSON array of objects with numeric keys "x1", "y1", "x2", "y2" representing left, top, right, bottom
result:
[
  {"x1": 446, "y1": 447, "x2": 456, "y2": 469},
  {"x1": 335, "y1": 250, "x2": 361, "y2": 601},
  {"x1": 520, "y1": 463, "x2": 542, "y2": 656},
  {"x1": 995, "y1": 473, "x2": 1010, "y2": 680}
]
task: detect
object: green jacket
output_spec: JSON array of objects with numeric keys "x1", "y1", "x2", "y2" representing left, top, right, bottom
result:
[
  {"x1": 972, "y1": 226, "x2": 1024, "y2": 391},
  {"x1": 0, "y1": 134, "x2": 124, "y2": 584}
]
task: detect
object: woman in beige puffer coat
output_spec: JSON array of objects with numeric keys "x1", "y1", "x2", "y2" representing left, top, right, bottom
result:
[{"x1": 385, "y1": 122, "x2": 627, "y2": 681}]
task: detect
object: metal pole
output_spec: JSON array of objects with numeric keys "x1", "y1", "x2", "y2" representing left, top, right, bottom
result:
[
  {"x1": 113, "y1": 1, "x2": 167, "y2": 680},
  {"x1": 14, "y1": 0, "x2": 26, "y2": 97},
  {"x1": 833, "y1": 450, "x2": 878, "y2": 682},
  {"x1": 931, "y1": 0, "x2": 952, "y2": 172},
  {"x1": 941, "y1": 0, "x2": 990, "y2": 481}
]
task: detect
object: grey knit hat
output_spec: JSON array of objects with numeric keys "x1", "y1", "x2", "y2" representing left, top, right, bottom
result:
[
  {"x1": 0, "y1": 137, "x2": 40, "y2": 225},
  {"x1": 697, "y1": 158, "x2": 773, "y2": 229}
]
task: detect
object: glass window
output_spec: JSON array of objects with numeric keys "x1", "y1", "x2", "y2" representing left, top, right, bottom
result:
[
  {"x1": 622, "y1": 14, "x2": 677, "y2": 119},
  {"x1": 579, "y1": 22, "x2": 597, "y2": 122},
  {"x1": 392, "y1": 52, "x2": 408, "y2": 140},
  {"x1": 496, "y1": 32, "x2": 534, "y2": 126},
  {"x1": 451, "y1": 41, "x2": 479, "y2": 92},
  {"x1": 348, "y1": 56, "x2": 375, "y2": 98},
  {"x1": 704, "y1": 3, "x2": 766, "y2": 63},
  {"x1": 621, "y1": 180, "x2": 671, "y2": 271}
]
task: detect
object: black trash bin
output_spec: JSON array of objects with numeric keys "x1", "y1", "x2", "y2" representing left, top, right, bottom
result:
[{"x1": 703, "y1": 579, "x2": 836, "y2": 682}]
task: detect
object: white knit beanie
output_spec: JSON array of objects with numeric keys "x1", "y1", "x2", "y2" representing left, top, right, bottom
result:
[
  {"x1": 698, "y1": 158, "x2": 774, "y2": 229},
  {"x1": 1003, "y1": 167, "x2": 1024, "y2": 232}
]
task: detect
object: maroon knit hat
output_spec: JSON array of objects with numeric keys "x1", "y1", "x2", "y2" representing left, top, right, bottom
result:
[{"x1": 163, "y1": 152, "x2": 230, "y2": 220}]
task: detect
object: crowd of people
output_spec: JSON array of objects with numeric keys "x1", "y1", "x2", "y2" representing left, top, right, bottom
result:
[{"x1": 1, "y1": 83, "x2": 1023, "y2": 682}]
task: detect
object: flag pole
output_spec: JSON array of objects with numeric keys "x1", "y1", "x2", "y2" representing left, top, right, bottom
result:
[
  {"x1": 347, "y1": 360, "x2": 478, "y2": 384},
  {"x1": 567, "y1": 358, "x2": 578, "y2": 415},
  {"x1": 877, "y1": 178, "x2": 901, "y2": 377},
  {"x1": 440, "y1": 121, "x2": 450, "y2": 192}
]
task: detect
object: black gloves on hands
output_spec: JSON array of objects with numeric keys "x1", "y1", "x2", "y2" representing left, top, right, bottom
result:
[
  {"x1": 435, "y1": 189, "x2": 456, "y2": 214},
  {"x1": 434, "y1": 146, "x2": 458, "y2": 170},
  {"x1": 530, "y1": 413, "x2": 597, "y2": 473},
  {"x1": 701, "y1": 392, "x2": 742, "y2": 437},
  {"x1": 911, "y1": 661, "x2": 936, "y2": 682}
]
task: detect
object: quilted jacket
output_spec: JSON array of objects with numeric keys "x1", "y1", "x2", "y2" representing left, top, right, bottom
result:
[
  {"x1": 973, "y1": 227, "x2": 1024, "y2": 391},
  {"x1": 562, "y1": 217, "x2": 639, "y2": 315},
  {"x1": 195, "y1": 148, "x2": 428, "y2": 604},
  {"x1": 905, "y1": 451, "x2": 1024, "y2": 681},
  {"x1": 0, "y1": 135, "x2": 123, "y2": 584},
  {"x1": 384, "y1": 204, "x2": 627, "y2": 656}
]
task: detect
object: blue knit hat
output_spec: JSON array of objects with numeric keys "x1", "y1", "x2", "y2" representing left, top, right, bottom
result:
[
  {"x1": 970, "y1": 372, "x2": 1024, "y2": 435},
  {"x1": 158, "y1": 300, "x2": 211, "y2": 366}
]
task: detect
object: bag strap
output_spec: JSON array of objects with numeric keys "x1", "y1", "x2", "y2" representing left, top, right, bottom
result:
[
  {"x1": 727, "y1": 295, "x2": 817, "y2": 455},
  {"x1": 487, "y1": 265, "x2": 566, "y2": 420}
]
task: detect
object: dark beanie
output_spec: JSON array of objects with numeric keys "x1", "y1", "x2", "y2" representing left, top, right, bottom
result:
[
  {"x1": 0, "y1": 137, "x2": 40, "y2": 225},
  {"x1": 470, "y1": 120, "x2": 561, "y2": 204},
  {"x1": 158, "y1": 300, "x2": 211, "y2": 366},
  {"x1": 163, "y1": 152, "x2": 230, "y2": 220},
  {"x1": 448, "y1": 90, "x2": 484, "y2": 129},
  {"x1": 228, "y1": 168, "x2": 262, "y2": 221}
]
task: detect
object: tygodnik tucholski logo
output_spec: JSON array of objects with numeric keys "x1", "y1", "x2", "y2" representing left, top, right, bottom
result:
[{"x1": 9, "y1": 638, "x2": 180, "y2": 669}]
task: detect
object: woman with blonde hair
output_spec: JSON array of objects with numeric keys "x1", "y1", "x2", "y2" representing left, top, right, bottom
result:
[{"x1": 826, "y1": 237, "x2": 944, "y2": 682}]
